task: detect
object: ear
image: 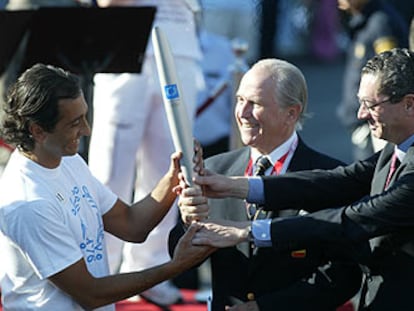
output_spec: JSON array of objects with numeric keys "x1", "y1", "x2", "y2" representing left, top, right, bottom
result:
[
  {"x1": 287, "y1": 104, "x2": 302, "y2": 121},
  {"x1": 28, "y1": 123, "x2": 47, "y2": 143},
  {"x1": 404, "y1": 94, "x2": 414, "y2": 114}
]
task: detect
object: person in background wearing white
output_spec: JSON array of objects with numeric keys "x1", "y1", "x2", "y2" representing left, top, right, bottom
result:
[{"x1": 88, "y1": 0, "x2": 205, "y2": 307}]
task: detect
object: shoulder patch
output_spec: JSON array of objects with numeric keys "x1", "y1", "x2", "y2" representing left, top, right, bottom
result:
[{"x1": 374, "y1": 36, "x2": 397, "y2": 54}]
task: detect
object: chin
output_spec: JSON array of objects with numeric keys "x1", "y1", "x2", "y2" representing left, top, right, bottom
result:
[
  {"x1": 63, "y1": 151, "x2": 77, "y2": 157},
  {"x1": 65, "y1": 146, "x2": 79, "y2": 156},
  {"x1": 240, "y1": 135, "x2": 253, "y2": 145}
]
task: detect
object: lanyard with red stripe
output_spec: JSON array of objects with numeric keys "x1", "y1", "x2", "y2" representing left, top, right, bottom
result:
[
  {"x1": 245, "y1": 136, "x2": 298, "y2": 176},
  {"x1": 245, "y1": 150, "x2": 290, "y2": 177}
]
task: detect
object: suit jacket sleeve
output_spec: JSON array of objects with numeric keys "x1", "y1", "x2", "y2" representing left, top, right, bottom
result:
[
  {"x1": 266, "y1": 150, "x2": 414, "y2": 252},
  {"x1": 262, "y1": 154, "x2": 378, "y2": 213}
]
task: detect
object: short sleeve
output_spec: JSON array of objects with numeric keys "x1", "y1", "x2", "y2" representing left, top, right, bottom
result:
[{"x1": 2, "y1": 200, "x2": 83, "y2": 279}]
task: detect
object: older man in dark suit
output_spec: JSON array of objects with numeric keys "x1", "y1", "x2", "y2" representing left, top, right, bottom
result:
[
  {"x1": 170, "y1": 59, "x2": 361, "y2": 311},
  {"x1": 189, "y1": 48, "x2": 414, "y2": 311}
]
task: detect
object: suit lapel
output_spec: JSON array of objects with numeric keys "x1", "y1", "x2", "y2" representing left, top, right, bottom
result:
[
  {"x1": 387, "y1": 144, "x2": 414, "y2": 186},
  {"x1": 372, "y1": 144, "x2": 395, "y2": 194},
  {"x1": 277, "y1": 139, "x2": 308, "y2": 218},
  {"x1": 219, "y1": 148, "x2": 252, "y2": 256},
  {"x1": 205, "y1": 148, "x2": 251, "y2": 257}
]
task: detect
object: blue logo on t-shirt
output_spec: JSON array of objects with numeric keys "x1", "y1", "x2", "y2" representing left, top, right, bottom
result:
[
  {"x1": 164, "y1": 84, "x2": 179, "y2": 99},
  {"x1": 70, "y1": 185, "x2": 104, "y2": 263}
]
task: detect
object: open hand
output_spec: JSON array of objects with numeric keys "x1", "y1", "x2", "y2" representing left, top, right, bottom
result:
[{"x1": 192, "y1": 221, "x2": 251, "y2": 248}]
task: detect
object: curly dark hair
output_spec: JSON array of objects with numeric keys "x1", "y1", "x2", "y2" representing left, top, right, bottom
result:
[
  {"x1": 0, "y1": 63, "x2": 81, "y2": 152},
  {"x1": 362, "y1": 48, "x2": 414, "y2": 103}
]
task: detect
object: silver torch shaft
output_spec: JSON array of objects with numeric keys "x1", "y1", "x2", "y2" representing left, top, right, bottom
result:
[{"x1": 152, "y1": 26, "x2": 195, "y2": 186}]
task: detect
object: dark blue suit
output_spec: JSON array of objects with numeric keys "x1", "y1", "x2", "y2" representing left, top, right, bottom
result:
[{"x1": 263, "y1": 143, "x2": 414, "y2": 310}]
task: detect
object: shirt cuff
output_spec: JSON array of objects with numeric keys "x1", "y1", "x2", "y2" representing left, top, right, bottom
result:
[
  {"x1": 252, "y1": 219, "x2": 272, "y2": 247},
  {"x1": 247, "y1": 177, "x2": 265, "y2": 204}
]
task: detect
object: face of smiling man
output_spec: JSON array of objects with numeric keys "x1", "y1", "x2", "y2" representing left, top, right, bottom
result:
[
  {"x1": 357, "y1": 73, "x2": 414, "y2": 145},
  {"x1": 29, "y1": 94, "x2": 91, "y2": 168},
  {"x1": 234, "y1": 66, "x2": 300, "y2": 155}
]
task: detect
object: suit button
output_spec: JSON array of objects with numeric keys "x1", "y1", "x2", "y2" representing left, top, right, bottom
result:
[{"x1": 247, "y1": 292, "x2": 255, "y2": 301}]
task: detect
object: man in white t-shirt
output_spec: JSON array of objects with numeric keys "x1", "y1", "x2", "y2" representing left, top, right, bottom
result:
[{"x1": 0, "y1": 63, "x2": 213, "y2": 310}]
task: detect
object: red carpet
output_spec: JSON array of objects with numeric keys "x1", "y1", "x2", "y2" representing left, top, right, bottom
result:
[
  {"x1": 0, "y1": 290, "x2": 207, "y2": 311},
  {"x1": 0, "y1": 290, "x2": 354, "y2": 310},
  {"x1": 115, "y1": 290, "x2": 207, "y2": 311}
]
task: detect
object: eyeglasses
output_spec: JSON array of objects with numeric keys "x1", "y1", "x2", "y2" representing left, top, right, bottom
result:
[{"x1": 358, "y1": 97, "x2": 392, "y2": 112}]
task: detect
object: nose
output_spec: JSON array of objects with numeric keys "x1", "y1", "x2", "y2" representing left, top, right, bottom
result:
[
  {"x1": 82, "y1": 117, "x2": 92, "y2": 137},
  {"x1": 237, "y1": 101, "x2": 252, "y2": 118},
  {"x1": 357, "y1": 104, "x2": 370, "y2": 120}
]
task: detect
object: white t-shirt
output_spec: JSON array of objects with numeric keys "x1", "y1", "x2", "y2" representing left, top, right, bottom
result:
[{"x1": 0, "y1": 151, "x2": 117, "y2": 310}]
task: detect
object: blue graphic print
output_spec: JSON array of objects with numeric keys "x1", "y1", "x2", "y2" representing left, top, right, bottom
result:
[
  {"x1": 70, "y1": 186, "x2": 81, "y2": 215},
  {"x1": 69, "y1": 185, "x2": 104, "y2": 263}
]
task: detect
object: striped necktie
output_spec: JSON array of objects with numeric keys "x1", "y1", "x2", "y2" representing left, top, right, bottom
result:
[
  {"x1": 385, "y1": 152, "x2": 400, "y2": 189},
  {"x1": 247, "y1": 156, "x2": 272, "y2": 220},
  {"x1": 254, "y1": 156, "x2": 272, "y2": 176}
]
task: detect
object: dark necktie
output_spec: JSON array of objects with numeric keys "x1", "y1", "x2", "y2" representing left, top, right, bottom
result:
[
  {"x1": 247, "y1": 156, "x2": 273, "y2": 220},
  {"x1": 385, "y1": 152, "x2": 400, "y2": 189},
  {"x1": 254, "y1": 155, "x2": 272, "y2": 176}
]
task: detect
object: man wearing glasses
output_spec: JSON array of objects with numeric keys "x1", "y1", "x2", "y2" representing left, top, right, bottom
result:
[{"x1": 182, "y1": 48, "x2": 414, "y2": 311}]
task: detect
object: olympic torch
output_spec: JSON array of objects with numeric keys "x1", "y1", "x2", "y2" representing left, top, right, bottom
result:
[{"x1": 152, "y1": 26, "x2": 195, "y2": 186}]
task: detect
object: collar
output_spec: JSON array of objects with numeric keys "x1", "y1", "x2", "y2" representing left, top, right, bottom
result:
[
  {"x1": 394, "y1": 134, "x2": 414, "y2": 161},
  {"x1": 249, "y1": 132, "x2": 298, "y2": 176},
  {"x1": 251, "y1": 132, "x2": 298, "y2": 165}
]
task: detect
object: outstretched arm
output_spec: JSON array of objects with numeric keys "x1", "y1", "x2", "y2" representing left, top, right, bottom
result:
[
  {"x1": 193, "y1": 171, "x2": 250, "y2": 200},
  {"x1": 103, "y1": 152, "x2": 181, "y2": 242},
  {"x1": 49, "y1": 225, "x2": 214, "y2": 309}
]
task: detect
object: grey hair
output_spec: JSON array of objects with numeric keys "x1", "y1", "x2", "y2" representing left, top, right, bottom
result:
[{"x1": 251, "y1": 58, "x2": 309, "y2": 130}]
